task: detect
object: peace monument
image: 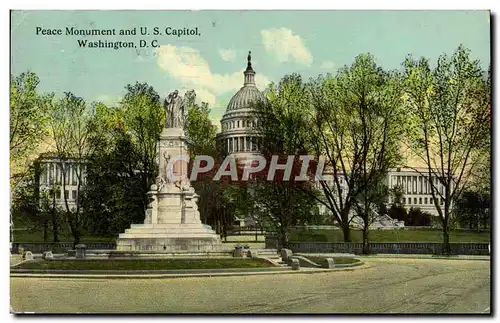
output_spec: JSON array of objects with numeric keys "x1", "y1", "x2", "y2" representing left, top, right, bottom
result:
[{"x1": 116, "y1": 91, "x2": 222, "y2": 252}]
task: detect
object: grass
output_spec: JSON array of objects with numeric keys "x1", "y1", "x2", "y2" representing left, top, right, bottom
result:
[
  {"x1": 14, "y1": 258, "x2": 276, "y2": 270},
  {"x1": 290, "y1": 228, "x2": 490, "y2": 243}
]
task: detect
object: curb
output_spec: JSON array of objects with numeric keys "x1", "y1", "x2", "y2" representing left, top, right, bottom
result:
[{"x1": 10, "y1": 262, "x2": 368, "y2": 279}]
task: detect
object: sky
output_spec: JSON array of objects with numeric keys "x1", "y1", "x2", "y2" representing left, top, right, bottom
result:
[{"x1": 11, "y1": 10, "x2": 491, "y2": 126}]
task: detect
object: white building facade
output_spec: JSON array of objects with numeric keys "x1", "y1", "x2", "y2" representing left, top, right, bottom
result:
[
  {"x1": 317, "y1": 167, "x2": 453, "y2": 219},
  {"x1": 36, "y1": 153, "x2": 87, "y2": 211},
  {"x1": 385, "y1": 167, "x2": 452, "y2": 217}
]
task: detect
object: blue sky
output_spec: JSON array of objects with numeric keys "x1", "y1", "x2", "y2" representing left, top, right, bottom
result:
[{"x1": 11, "y1": 10, "x2": 490, "y2": 125}]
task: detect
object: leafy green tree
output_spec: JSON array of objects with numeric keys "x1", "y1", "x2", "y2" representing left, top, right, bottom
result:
[
  {"x1": 184, "y1": 90, "x2": 225, "y2": 228},
  {"x1": 308, "y1": 54, "x2": 405, "y2": 243},
  {"x1": 82, "y1": 102, "x2": 144, "y2": 236},
  {"x1": 10, "y1": 72, "x2": 52, "y2": 189},
  {"x1": 353, "y1": 177, "x2": 390, "y2": 254},
  {"x1": 81, "y1": 83, "x2": 163, "y2": 237},
  {"x1": 403, "y1": 45, "x2": 490, "y2": 254},
  {"x1": 453, "y1": 190, "x2": 490, "y2": 230},
  {"x1": 48, "y1": 92, "x2": 95, "y2": 245},
  {"x1": 407, "y1": 207, "x2": 432, "y2": 226},
  {"x1": 252, "y1": 73, "x2": 321, "y2": 247},
  {"x1": 387, "y1": 185, "x2": 408, "y2": 223},
  {"x1": 120, "y1": 82, "x2": 164, "y2": 196}
]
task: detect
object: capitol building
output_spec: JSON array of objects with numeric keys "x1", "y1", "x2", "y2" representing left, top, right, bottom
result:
[
  {"x1": 216, "y1": 52, "x2": 266, "y2": 161},
  {"x1": 215, "y1": 52, "x2": 448, "y2": 221}
]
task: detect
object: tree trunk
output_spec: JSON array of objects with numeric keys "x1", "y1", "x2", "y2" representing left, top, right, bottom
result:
[
  {"x1": 72, "y1": 229, "x2": 81, "y2": 248},
  {"x1": 279, "y1": 228, "x2": 289, "y2": 249},
  {"x1": 341, "y1": 223, "x2": 351, "y2": 242},
  {"x1": 442, "y1": 226, "x2": 451, "y2": 255},
  {"x1": 362, "y1": 224, "x2": 370, "y2": 254},
  {"x1": 43, "y1": 219, "x2": 49, "y2": 243},
  {"x1": 51, "y1": 208, "x2": 59, "y2": 242}
]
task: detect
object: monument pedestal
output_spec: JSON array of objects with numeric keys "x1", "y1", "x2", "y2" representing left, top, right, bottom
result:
[{"x1": 116, "y1": 127, "x2": 222, "y2": 252}]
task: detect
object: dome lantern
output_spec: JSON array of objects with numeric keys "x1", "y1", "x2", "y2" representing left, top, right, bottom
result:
[{"x1": 243, "y1": 51, "x2": 256, "y2": 86}]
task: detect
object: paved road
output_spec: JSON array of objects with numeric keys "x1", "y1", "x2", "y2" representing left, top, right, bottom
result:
[{"x1": 10, "y1": 257, "x2": 490, "y2": 314}]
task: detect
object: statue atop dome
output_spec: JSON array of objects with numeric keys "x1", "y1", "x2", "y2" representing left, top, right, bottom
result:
[
  {"x1": 246, "y1": 50, "x2": 253, "y2": 72},
  {"x1": 164, "y1": 90, "x2": 186, "y2": 129}
]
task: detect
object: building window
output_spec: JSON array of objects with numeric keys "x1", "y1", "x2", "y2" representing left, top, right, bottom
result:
[
  {"x1": 72, "y1": 190, "x2": 77, "y2": 200},
  {"x1": 440, "y1": 198, "x2": 444, "y2": 205},
  {"x1": 239, "y1": 137, "x2": 244, "y2": 152},
  {"x1": 424, "y1": 197, "x2": 428, "y2": 204},
  {"x1": 64, "y1": 190, "x2": 69, "y2": 200},
  {"x1": 414, "y1": 198, "x2": 417, "y2": 204},
  {"x1": 402, "y1": 197, "x2": 406, "y2": 204},
  {"x1": 419, "y1": 197, "x2": 422, "y2": 204},
  {"x1": 237, "y1": 120, "x2": 240, "y2": 128}
]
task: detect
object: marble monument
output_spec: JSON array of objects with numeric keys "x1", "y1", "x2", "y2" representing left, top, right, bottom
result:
[{"x1": 116, "y1": 90, "x2": 222, "y2": 252}]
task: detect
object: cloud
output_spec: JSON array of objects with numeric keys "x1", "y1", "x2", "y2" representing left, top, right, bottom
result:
[
  {"x1": 260, "y1": 28, "x2": 313, "y2": 66},
  {"x1": 218, "y1": 48, "x2": 236, "y2": 62},
  {"x1": 191, "y1": 88, "x2": 217, "y2": 107},
  {"x1": 320, "y1": 60, "x2": 336, "y2": 69},
  {"x1": 156, "y1": 44, "x2": 271, "y2": 107}
]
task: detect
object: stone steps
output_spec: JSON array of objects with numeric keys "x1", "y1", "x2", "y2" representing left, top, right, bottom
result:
[
  {"x1": 130, "y1": 223, "x2": 208, "y2": 229},
  {"x1": 123, "y1": 228, "x2": 217, "y2": 235}
]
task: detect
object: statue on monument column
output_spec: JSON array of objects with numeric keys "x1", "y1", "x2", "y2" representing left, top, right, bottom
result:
[
  {"x1": 164, "y1": 90, "x2": 186, "y2": 129},
  {"x1": 163, "y1": 152, "x2": 175, "y2": 184}
]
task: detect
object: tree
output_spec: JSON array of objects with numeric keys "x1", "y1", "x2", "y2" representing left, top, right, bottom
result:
[
  {"x1": 48, "y1": 92, "x2": 95, "y2": 245},
  {"x1": 403, "y1": 45, "x2": 490, "y2": 254},
  {"x1": 308, "y1": 54, "x2": 405, "y2": 243},
  {"x1": 10, "y1": 72, "x2": 52, "y2": 189},
  {"x1": 353, "y1": 178, "x2": 390, "y2": 254},
  {"x1": 252, "y1": 73, "x2": 321, "y2": 248},
  {"x1": 453, "y1": 189, "x2": 490, "y2": 230},
  {"x1": 82, "y1": 108, "x2": 147, "y2": 236},
  {"x1": 184, "y1": 90, "x2": 226, "y2": 229},
  {"x1": 120, "y1": 82, "x2": 165, "y2": 202},
  {"x1": 81, "y1": 81, "x2": 164, "y2": 238},
  {"x1": 407, "y1": 207, "x2": 432, "y2": 226},
  {"x1": 387, "y1": 185, "x2": 408, "y2": 223}
]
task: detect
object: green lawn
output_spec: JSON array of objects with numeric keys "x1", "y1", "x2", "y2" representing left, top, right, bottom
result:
[
  {"x1": 13, "y1": 258, "x2": 276, "y2": 270},
  {"x1": 290, "y1": 228, "x2": 490, "y2": 243}
]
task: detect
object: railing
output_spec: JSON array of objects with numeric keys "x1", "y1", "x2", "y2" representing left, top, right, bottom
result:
[
  {"x1": 265, "y1": 236, "x2": 489, "y2": 255},
  {"x1": 11, "y1": 242, "x2": 116, "y2": 254}
]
